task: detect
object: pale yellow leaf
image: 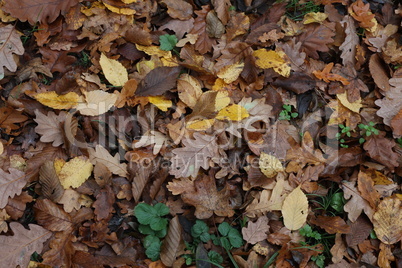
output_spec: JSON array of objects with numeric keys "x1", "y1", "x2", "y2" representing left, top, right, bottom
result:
[
  {"x1": 253, "y1": 49, "x2": 291, "y2": 77},
  {"x1": 103, "y1": 3, "x2": 136, "y2": 15},
  {"x1": 99, "y1": 53, "x2": 128, "y2": 86},
  {"x1": 337, "y1": 92, "x2": 362, "y2": 113},
  {"x1": 303, "y1": 12, "x2": 328, "y2": 24},
  {"x1": 216, "y1": 104, "x2": 249, "y2": 121},
  {"x1": 76, "y1": 90, "x2": 118, "y2": 116},
  {"x1": 282, "y1": 186, "x2": 308, "y2": 230},
  {"x1": 148, "y1": 96, "x2": 172, "y2": 111},
  {"x1": 88, "y1": 145, "x2": 128, "y2": 177},
  {"x1": 34, "y1": 91, "x2": 81, "y2": 109},
  {"x1": 259, "y1": 152, "x2": 284, "y2": 178},
  {"x1": 0, "y1": 142, "x2": 3, "y2": 155},
  {"x1": 58, "y1": 157, "x2": 93, "y2": 189},
  {"x1": 186, "y1": 118, "x2": 215, "y2": 131},
  {"x1": 136, "y1": 44, "x2": 172, "y2": 58},
  {"x1": 177, "y1": 74, "x2": 203, "y2": 108},
  {"x1": 214, "y1": 91, "x2": 230, "y2": 111},
  {"x1": 217, "y1": 61, "x2": 244, "y2": 83}
]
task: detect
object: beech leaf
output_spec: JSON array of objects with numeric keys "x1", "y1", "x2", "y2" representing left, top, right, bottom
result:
[
  {"x1": 160, "y1": 216, "x2": 185, "y2": 266},
  {"x1": 281, "y1": 186, "x2": 308, "y2": 231},
  {"x1": 99, "y1": 54, "x2": 128, "y2": 87},
  {"x1": 373, "y1": 198, "x2": 402, "y2": 245},
  {"x1": 135, "y1": 66, "x2": 181, "y2": 97}
]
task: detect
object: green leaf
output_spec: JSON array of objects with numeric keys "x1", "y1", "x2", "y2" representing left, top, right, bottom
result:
[
  {"x1": 135, "y1": 203, "x2": 157, "y2": 225},
  {"x1": 208, "y1": 250, "x2": 223, "y2": 264},
  {"x1": 150, "y1": 217, "x2": 168, "y2": 231},
  {"x1": 154, "y1": 203, "x2": 170, "y2": 216},
  {"x1": 191, "y1": 220, "x2": 209, "y2": 238},
  {"x1": 143, "y1": 235, "x2": 160, "y2": 248},
  {"x1": 155, "y1": 227, "x2": 167, "y2": 238},
  {"x1": 311, "y1": 254, "x2": 325, "y2": 268},
  {"x1": 228, "y1": 229, "x2": 243, "y2": 248},
  {"x1": 218, "y1": 222, "x2": 230, "y2": 236},
  {"x1": 159, "y1": 34, "x2": 178, "y2": 51},
  {"x1": 200, "y1": 232, "x2": 211, "y2": 243},
  {"x1": 330, "y1": 192, "x2": 345, "y2": 213},
  {"x1": 138, "y1": 224, "x2": 155, "y2": 235},
  {"x1": 359, "y1": 138, "x2": 365, "y2": 144},
  {"x1": 145, "y1": 242, "x2": 161, "y2": 261},
  {"x1": 220, "y1": 237, "x2": 231, "y2": 249},
  {"x1": 299, "y1": 224, "x2": 313, "y2": 237}
]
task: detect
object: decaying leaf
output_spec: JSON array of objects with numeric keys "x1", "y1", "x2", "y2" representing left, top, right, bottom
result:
[
  {"x1": 281, "y1": 186, "x2": 308, "y2": 230},
  {"x1": 0, "y1": 168, "x2": 26, "y2": 209},
  {"x1": 34, "y1": 111, "x2": 67, "y2": 147},
  {"x1": 373, "y1": 198, "x2": 402, "y2": 245},
  {"x1": 0, "y1": 25, "x2": 24, "y2": 79},
  {"x1": 259, "y1": 152, "x2": 284, "y2": 178},
  {"x1": 160, "y1": 216, "x2": 185, "y2": 266},
  {"x1": 242, "y1": 216, "x2": 270, "y2": 244}
]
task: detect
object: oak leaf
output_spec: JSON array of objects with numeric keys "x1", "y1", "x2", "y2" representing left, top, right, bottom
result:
[
  {"x1": 373, "y1": 198, "x2": 402, "y2": 244},
  {"x1": 167, "y1": 175, "x2": 235, "y2": 219},
  {"x1": 0, "y1": 168, "x2": 26, "y2": 209},
  {"x1": 339, "y1": 16, "x2": 358, "y2": 66},
  {"x1": 0, "y1": 25, "x2": 24, "y2": 79},
  {"x1": 34, "y1": 110, "x2": 67, "y2": 147},
  {"x1": 363, "y1": 134, "x2": 399, "y2": 171},
  {"x1": 3, "y1": 0, "x2": 79, "y2": 24},
  {"x1": 169, "y1": 132, "x2": 219, "y2": 178},
  {"x1": 88, "y1": 145, "x2": 128, "y2": 177},
  {"x1": 58, "y1": 189, "x2": 81, "y2": 213},
  {"x1": 93, "y1": 186, "x2": 115, "y2": 221},
  {"x1": 349, "y1": 0, "x2": 376, "y2": 29},
  {"x1": 313, "y1": 62, "x2": 349, "y2": 85},
  {"x1": 357, "y1": 170, "x2": 380, "y2": 209},
  {"x1": 242, "y1": 217, "x2": 270, "y2": 244},
  {"x1": 342, "y1": 179, "x2": 374, "y2": 222},
  {"x1": 0, "y1": 107, "x2": 28, "y2": 134},
  {"x1": 281, "y1": 186, "x2": 308, "y2": 230},
  {"x1": 0, "y1": 222, "x2": 51, "y2": 268}
]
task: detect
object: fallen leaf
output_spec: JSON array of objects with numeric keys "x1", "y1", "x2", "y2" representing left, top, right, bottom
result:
[
  {"x1": 342, "y1": 179, "x2": 374, "y2": 222},
  {"x1": 160, "y1": 216, "x2": 185, "y2": 266},
  {"x1": 310, "y1": 215, "x2": 351, "y2": 234},
  {"x1": 242, "y1": 216, "x2": 270, "y2": 244},
  {"x1": 34, "y1": 91, "x2": 81, "y2": 110},
  {"x1": 0, "y1": 168, "x2": 26, "y2": 209},
  {"x1": 58, "y1": 157, "x2": 93, "y2": 189},
  {"x1": 216, "y1": 104, "x2": 249, "y2": 121},
  {"x1": 76, "y1": 90, "x2": 119, "y2": 116},
  {"x1": 177, "y1": 74, "x2": 203, "y2": 109},
  {"x1": 358, "y1": 170, "x2": 380, "y2": 209},
  {"x1": 34, "y1": 110, "x2": 67, "y2": 147},
  {"x1": 89, "y1": 145, "x2": 128, "y2": 177},
  {"x1": 161, "y1": 0, "x2": 193, "y2": 20},
  {"x1": 39, "y1": 161, "x2": 65, "y2": 202},
  {"x1": 281, "y1": 186, "x2": 308, "y2": 230},
  {"x1": 373, "y1": 197, "x2": 402, "y2": 245},
  {"x1": 0, "y1": 222, "x2": 51, "y2": 268},
  {"x1": 148, "y1": 96, "x2": 173, "y2": 111},
  {"x1": 336, "y1": 92, "x2": 361, "y2": 113},
  {"x1": 259, "y1": 153, "x2": 284, "y2": 179},
  {"x1": 34, "y1": 199, "x2": 73, "y2": 232},
  {"x1": 0, "y1": 25, "x2": 24, "y2": 79},
  {"x1": 167, "y1": 174, "x2": 235, "y2": 219},
  {"x1": 93, "y1": 186, "x2": 115, "y2": 221},
  {"x1": 253, "y1": 49, "x2": 290, "y2": 77},
  {"x1": 134, "y1": 130, "x2": 168, "y2": 155},
  {"x1": 135, "y1": 66, "x2": 181, "y2": 96},
  {"x1": 99, "y1": 53, "x2": 128, "y2": 87}
]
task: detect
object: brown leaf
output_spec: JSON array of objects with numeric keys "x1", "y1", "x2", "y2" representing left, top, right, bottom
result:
[
  {"x1": 242, "y1": 216, "x2": 270, "y2": 244},
  {"x1": 310, "y1": 215, "x2": 351, "y2": 234},
  {"x1": 0, "y1": 222, "x2": 51, "y2": 268},
  {"x1": 39, "y1": 161, "x2": 65, "y2": 202},
  {"x1": 206, "y1": 11, "x2": 225, "y2": 38},
  {"x1": 339, "y1": 16, "x2": 358, "y2": 66},
  {"x1": 3, "y1": 0, "x2": 79, "y2": 24},
  {"x1": 39, "y1": 47, "x2": 77, "y2": 73},
  {"x1": 42, "y1": 231, "x2": 74, "y2": 267},
  {"x1": 272, "y1": 72, "x2": 315, "y2": 94},
  {"x1": 5, "y1": 191, "x2": 33, "y2": 220},
  {"x1": 373, "y1": 197, "x2": 402, "y2": 245},
  {"x1": 296, "y1": 23, "x2": 335, "y2": 59},
  {"x1": 93, "y1": 186, "x2": 115, "y2": 221},
  {"x1": 349, "y1": 0, "x2": 375, "y2": 29},
  {"x1": 0, "y1": 168, "x2": 27, "y2": 209},
  {"x1": 160, "y1": 216, "x2": 185, "y2": 266},
  {"x1": 34, "y1": 110, "x2": 67, "y2": 147},
  {"x1": 369, "y1": 54, "x2": 390, "y2": 92},
  {"x1": 189, "y1": 5, "x2": 215, "y2": 54},
  {"x1": 34, "y1": 199, "x2": 73, "y2": 232},
  {"x1": 135, "y1": 66, "x2": 181, "y2": 97},
  {"x1": 162, "y1": 0, "x2": 193, "y2": 20},
  {"x1": 330, "y1": 233, "x2": 347, "y2": 264},
  {"x1": 345, "y1": 215, "x2": 372, "y2": 247},
  {"x1": 363, "y1": 134, "x2": 399, "y2": 171},
  {"x1": 390, "y1": 109, "x2": 402, "y2": 137},
  {"x1": 357, "y1": 170, "x2": 380, "y2": 209},
  {"x1": 88, "y1": 145, "x2": 128, "y2": 177},
  {"x1": 0, "y1": 25, "x2": 24, "y2": 77},
  {"x1": 378, "y1": 243, "x2": 394, "y2": 268},
  {"x1": 167, "y1": 174, "x2": 235, "y2": 219},
  {"x1": 0, "y1": 107, "x2": 28, "y2": 134},
  {"x1": 211, "y1": 0, "x2": 230, "y2": 25},
  {"x1": 342, "y1": 179, "x2": 374, "y2": 222}
]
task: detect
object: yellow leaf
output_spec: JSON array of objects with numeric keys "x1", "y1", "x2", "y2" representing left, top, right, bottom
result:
[
  {"x1": 303, "y1": 12, "x2": 328, "y2": 24},
  {"x1": 103, "y1": 3, "x2": 136, "y2": 15},
  {"x1": 253, "y1": 49, "x2": 290, "y2": 77},
  {"x1": 259, "y1": 152, "x2": 284, "y2": 178},
  {"x1": 216, "y1": 104, "x2": 249, "y2": 121},
  {"x1": 122, "y1": 0, "x2": 137, "y2": 3},
  {"x1": 214, "y1": 91, "x2": 231, "y2": 111},
  {"x1": 58, "y1": 157, "x2": 93, "y2": 189},
  {"x1": 99, "y1": 53, "x2": 128, "y2": 87},
  {"x1": 282, "y1": 186, "x2": 308, "y2": 230},
  {"x1": 80, "y1": 2, "x2": 105, "y2": 16},
  {"x1": 373, "y1": 198, "x2": 402, "y2": 244},
  {"x1": 212, "y1": 78, "x2": 227, "y2": 91},
  {"x1": 136, "y1": 44, "x2": 172, "y2": 58},
  {"x1": 217, "y1": 61, "x2": 244, "y2": 83},
  {"x1": 186, "y1": 119, "x2": 215, "y2": 131},
  {"x1": 53, "y1": 158, "x2": 65, "y2": 175},
  {"x1": 34, "y1": 91, "x2": 81, "y2": 109},
  {"x1": 76, "y1": 90, "x2": 118, "y2": 116},
  {"x1": 337, "y1": 92, "x2": 362, "y2": 113},
  {"x1": 148, "y1": 96, "x2": 172, "y2": 111}
]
